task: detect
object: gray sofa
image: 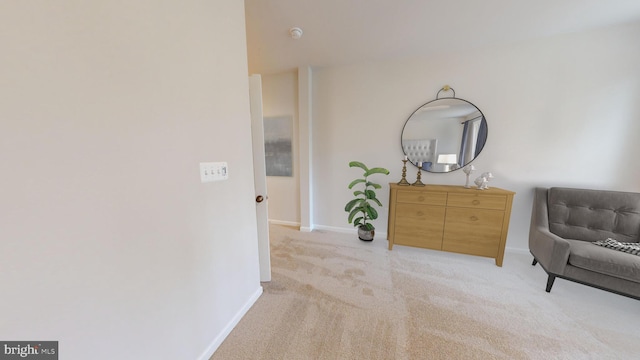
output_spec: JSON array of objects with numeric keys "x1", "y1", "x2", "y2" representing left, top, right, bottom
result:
[{"x1": 529, "y1": 187, "x2": 640, "y2": 299}]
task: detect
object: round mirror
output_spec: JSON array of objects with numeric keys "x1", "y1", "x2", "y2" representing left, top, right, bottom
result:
[{"x1": 401, "y1": 97, "x2": 487, "y2": 173}]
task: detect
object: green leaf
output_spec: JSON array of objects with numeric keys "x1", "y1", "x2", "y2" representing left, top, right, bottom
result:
[
  {"x1": 362, "y1": 223, "x2": 375, "y2": 231},
  {"x1": 371, "y1": 197, "x2": 383, "y2": 207},
  {"x1": 349, "y1": 161, "x2": 369, "y2": 172},
  {"x1": 367, "y1": 182, "x2": 382, "y2": 189},
  {"x1": 364, "y1": 167, "x2": 390, "y2": 177},
  {"x1": 366, "y1": 206, "x2": 378, "y2": 220},
  {"x1": 353, "y1": 217, "x2": 363, "y2": 226},
  {"x1": 344, "y1": 199, "x2": 361, "y2": 212},
  {"x1": 348, "y1": 179, "x2": 366, "y2": 189},
  {"x1": 353, "y1": 190, "x2": 365, "y2": 197},
  {"x1": 348, "y1": 208, "x2": 364, "y2": 224},
  {"x1": 365, "y1": 190, "x2": 376, "y2": 199}
]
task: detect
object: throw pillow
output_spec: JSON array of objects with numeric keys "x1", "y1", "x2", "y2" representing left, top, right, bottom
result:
[{"x1": 593, "y1": 238, "x2": 640, "y2": 256}]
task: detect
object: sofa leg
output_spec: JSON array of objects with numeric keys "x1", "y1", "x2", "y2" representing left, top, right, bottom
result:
[
  {"x1": 546, "y1": 275, "x2": 556, "y2": 293},
  {"x1": 532, "y1": 258, "x2": 538, "y2": 266}
]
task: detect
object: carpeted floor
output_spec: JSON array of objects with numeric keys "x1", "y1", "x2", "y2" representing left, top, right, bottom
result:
[{"x1": 211, "y1": 225, "x2": 640, "y2": 359}]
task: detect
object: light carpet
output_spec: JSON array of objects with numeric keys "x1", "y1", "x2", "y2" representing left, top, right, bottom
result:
[{"x1": 211, "y1": 225, "x2": 640, "y2": 359}]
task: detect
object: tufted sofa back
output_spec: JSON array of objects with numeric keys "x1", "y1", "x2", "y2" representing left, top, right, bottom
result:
[{"x1": 548, "y1": 187, "x2": 640, "y2": 243}]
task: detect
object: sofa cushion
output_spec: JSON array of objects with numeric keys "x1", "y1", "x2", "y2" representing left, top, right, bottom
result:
[
  {"x1": 567, "y1": 239, "x2": 640, "y2": 283},
  {"x1": 548, "y1": 187, "x2": 640, "y2": 243}
]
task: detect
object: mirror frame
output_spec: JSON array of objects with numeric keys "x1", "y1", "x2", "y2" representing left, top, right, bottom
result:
[{"x1": 401, "y1": 91, "x2": 487, "y2": 173}]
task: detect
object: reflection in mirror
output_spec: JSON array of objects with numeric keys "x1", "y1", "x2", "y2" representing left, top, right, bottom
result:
[{"x1": 401, "y1": 97, "x2": 487, "y2": 173}]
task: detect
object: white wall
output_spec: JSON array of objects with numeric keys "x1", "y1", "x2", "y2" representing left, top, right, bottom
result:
[
  {"x1": 262, "y1": 71, "x2": 300, "y2": 224},
  {"x1": 311, "y1": 20, "x2": 640, "y2": 251},
  {"x1": 0, "y1": 1, "x2": 261, "y2": 359}
]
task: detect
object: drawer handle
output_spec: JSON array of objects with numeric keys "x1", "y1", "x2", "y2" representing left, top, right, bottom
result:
[
  {"x1": 417, "y1": 196, "x2": 425, "y2": 202},
  {"x1": 470, "y1": 216, "x2": 479, "y2": 221},
  {"x1": 472, "y1": 200, "x2": 480, "y2": 205},
  {"x1": 417, "y1": 211, "x2": 424, "y2": 216}
]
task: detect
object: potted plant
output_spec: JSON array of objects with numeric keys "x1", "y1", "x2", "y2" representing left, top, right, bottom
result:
[{"x1": 344, "y1": 161, "x2": 390, "y2": 241}]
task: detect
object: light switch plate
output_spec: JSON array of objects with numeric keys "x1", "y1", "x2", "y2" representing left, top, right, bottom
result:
[{"x1": 200, "y1": 162, "x2": 228, "y2": 182}]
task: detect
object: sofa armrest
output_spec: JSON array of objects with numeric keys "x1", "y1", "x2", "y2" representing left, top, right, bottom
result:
[{"x1": 529, "y1": 188, "x2": 571, "y2": 274}]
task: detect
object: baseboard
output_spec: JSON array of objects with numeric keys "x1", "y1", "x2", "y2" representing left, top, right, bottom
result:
[
  {"x1": 267, "y1": 222, "x2": 535, "y2": 250},
  {"x1": 506, "y1": 246, "x2": 530, "y2": 255},
  {"x1": 269, "y1": 221, "x2": 390, "y2": 236},
  {"x1": 281, "y1": 222, "x2": 527, "y2": 254},
  {"x1": 197, "y1": 286, "x2": 263, "y2": 360},
  {"x1": 313, "y1": 224, "x2": 389, "y2": 236},
  {"x1": 268, "y1": 219, "x2": 301, "y2": 227},
  {"x1": 312, "y1": 224, "x2": 357, "y2": 234}
]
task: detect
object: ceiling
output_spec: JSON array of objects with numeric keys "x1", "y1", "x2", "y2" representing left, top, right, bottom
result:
[{"x1": 244, "y1": 0, "x2": 640, "y2": 75}]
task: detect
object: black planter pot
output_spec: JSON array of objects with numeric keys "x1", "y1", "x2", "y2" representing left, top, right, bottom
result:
[{"x1": 357, "y1": 226, "x2": 375, "y2": 241}]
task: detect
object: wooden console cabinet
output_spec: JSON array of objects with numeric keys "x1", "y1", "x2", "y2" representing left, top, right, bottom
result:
[{"x1": 387, "y1": 183, "x2": 515, "y2": 266}]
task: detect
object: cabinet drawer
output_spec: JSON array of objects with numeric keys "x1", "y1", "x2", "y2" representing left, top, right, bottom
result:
[
  {"x1": 396, "y1": 190, "x2": 447, "y2": 206},
  {"x1": 442, "y1": 208, "x2": 504, "y2": 257},
  {"x1": 447, "y1": 193, "x2": 506, "y2": 210},
  {"x1": 394, "y1": 203, "x2": 445, "y2": 250}
]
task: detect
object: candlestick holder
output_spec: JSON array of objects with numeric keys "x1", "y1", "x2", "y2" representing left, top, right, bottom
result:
[
  {"x1": 412, "y1": 165, "x2": 425, "y2": 187},
  {"x1": 397, "y1": 159, "x2": 411, "y2": 186},
  {"x1": 463, "y1": 165, "x2": 475, "y2": 188}
]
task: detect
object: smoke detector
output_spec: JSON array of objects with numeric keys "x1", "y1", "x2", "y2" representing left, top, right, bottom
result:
[{"x1": 289, "y1": 27, "x2": 303, "y2": 40}]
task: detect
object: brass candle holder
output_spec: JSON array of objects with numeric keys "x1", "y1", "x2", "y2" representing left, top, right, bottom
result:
[
  {"x1": 397, "y1": 159, "x2": 411, "y2": 186},
  {"x1": 412, "y1": 162, "x2": 425, "y2": 187}
]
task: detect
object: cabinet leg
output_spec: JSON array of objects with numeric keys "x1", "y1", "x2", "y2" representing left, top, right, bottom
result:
[{"x1": 532, "y1": 258, "x2": 538, "y2": 266}]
